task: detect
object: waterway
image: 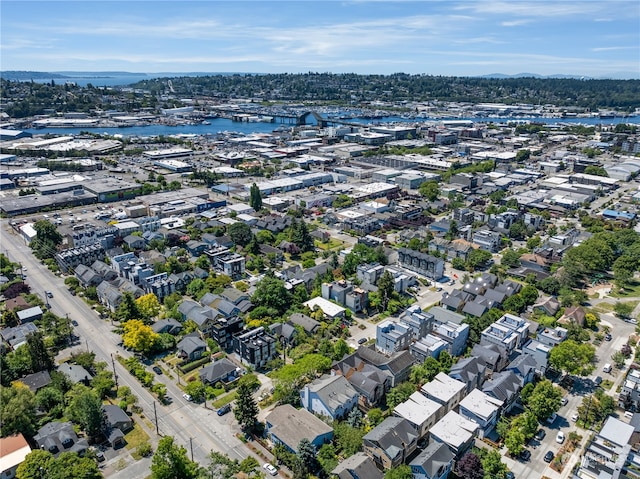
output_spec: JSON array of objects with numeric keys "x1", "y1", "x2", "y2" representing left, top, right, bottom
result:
[{"x1": 24, "y1": 115, "x2": 640, "y2": 138}]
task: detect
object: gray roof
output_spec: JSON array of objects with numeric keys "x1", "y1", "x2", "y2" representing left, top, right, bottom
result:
[
  {"x1": 266, "y1": 404, "x2": 334, "y2": 453},
  {"x1": 1, "y1": 322, "x2": 39, "y2": 348},
  {"x1": 16, "y1": 306, "x2": 43, "y2": 322},
  {"x1": 20, "y1": 370, "x2": 51, "y2": 392},
  {"x1": 471, "y1": 343, "x2": 507, "y2": 370},
  {"x1": 507, "y1": 354, "x2": 537, "y2": 378},
  {"x1": 332, "y1": 452, "x2": 383, "y2": 479},
  {"x1": 220, "y1": 287, "x2": 248, "y2": 304},
  {"x1": 103, "y1": 404, "x2": 132, "y2": 429},
  {"x1": 430, "y1": 306, "x2": 465, "y2": 325},
  {"x1": 363, "y1": 416, "x2": 417, "y2": 460},
  {"x1": 304, "y1": 375, "x2": 358, "y2": 416},
  {"x1": 58, "y1": 363, "x2": 92, "y2": 384},
  {"x1": 289, "y1": 313, "x2": 320, "y2": 334},
  {"x1": 199, "y1": 358, "x2": 237, "y2": 384},
  {"x1": 482, "y1": 371, "x2": 521, "y2": 403},
  {"x1": 462, "y1": 300, "x2": 488, "y2": 318},
  {"x1": 409, "y1": 441, "x2": 455, "y2": 477},
  {"x1": 177, "y1": 335, "x2": 207, "y2": 356},
  {"x1": 151, "y1": 318, "x2": 183, "y2": 334},
  {"x1": 33, "y1": 421, "x2": 88, "y2": 457}
]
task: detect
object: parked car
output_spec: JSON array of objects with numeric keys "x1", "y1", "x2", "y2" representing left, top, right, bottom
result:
[
  {"x1": 519, "y1": 449, "x2": 531, "y2": 461},
  {"x1": 571, "y1": 413, "x2": 579, "y2": 422},
  {"x1": 556, "y1": 431, "x2": 565, "y2": 444},
  {"x1": 152, "y1": 366, "x2": 163, "y2": 375},
  {"x1": 544, "y1": 451, "x2": 555, "y2": 463},
  {"x1": 263, "y1": 463, "x2": 278, "y2": 476},
  {"x1": 594, "y1": 376, "x2": 603, "y2": 386},
  {"x1": 217, "y1": 404, "x2": 232, "y2": 416},
  {"x1": 45, "y1": 291, "x2": 53, "y2": 298},
  {"x1": 358, "y1": 337, "x2": 368, "y2": 345},
  {"x1": 183, "y1": 393, "x2": 193, "y2": 402},
  {"x1": 545, "y1": 412, "x2": 557, "y2": 425},
  {"x1": 535, "y1": 429, "x2": 546, "y2": 441},
  {"x1": 605, "y1": 333, "x2": 612, "y2": 341},
  {"x1": 560, "y1": 397, "x2": 568, "y2": 406}
]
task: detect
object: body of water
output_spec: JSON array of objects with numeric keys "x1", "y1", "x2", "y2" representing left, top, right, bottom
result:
[{"x1": 24, "y1": 114, "x2": 640, "y2": 138}]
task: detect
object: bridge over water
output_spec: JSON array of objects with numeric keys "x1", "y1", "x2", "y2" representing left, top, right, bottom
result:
[{"x1": 213, "y1": 107, "x2": 363, "y2": 127}]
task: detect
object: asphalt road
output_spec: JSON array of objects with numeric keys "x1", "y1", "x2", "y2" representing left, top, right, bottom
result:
[{"x1": 2, "y1": 222, "x2": 251, "y2": 470}]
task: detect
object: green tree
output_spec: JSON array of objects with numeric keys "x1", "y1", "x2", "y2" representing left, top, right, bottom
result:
[
  {"x1": 17, "y1": 449, "x2": 102, "y2": 479},
  {"x1": 151, "y1": 436, "x2": 198, "y2": 479},
  {"x1": 234, "y1": 382, "x2": 259, "y2": 432},
  {"x1": 26, "y1": 331, "x2": 54, "y2": 373},
  {"x1": 500, "y1": 249, "x2": 522, "y2": 268},
  {"x1": 122, "y1": 319, "x2": 160, "y2": 354},
  {"x1": 135, "y1": 293, "x2": 161, "y2": 320},
  {"x1": 184, "y1": 380, "x2": 206, "y2": 402},
  {"x1": 479, "y1": 449, "x2": 508, "y2": 479},
  {"x1": 504, "y1": 427, "x2": 526, "y2": 456},
  {"x1": 0, "y1": 385, "x2": 37, "y2": 437},
  {"x1": 526, "y1": 379, "x2": 562, "y2": 422},
  {"x1": 384, "y1": 465, "x2": 412, "y2": 479},
  {"x1": 317, "y1": 443, "x2": 338, "y2": 476},
  {"x1": 516, "y1": 149, "x2": 531, "y2": 162},
  {"x1": 419, "y1": 180, "x2": 440, "y2": 201},
  {"x1": 65, "y1": 386, "x2": 103, "y2": 438},
  {"x1": 377, "y1": 270, "x2": 395, "y2": 312},
  {"x1": 614, "y1": 301, "x2": 634, "y2": 319},
  {"x1": 386, "y1": 382, "x2": 415, "y2": 409},
  {"x1": 251, "y1": 272, "x2": 292, "y2": 316},
  {"x1": 613, "y1": 255, "x2": 638, "y2": 286},
  {"x1": 467, "y1": 249, "x2": 493, "y2": 269},
  {"x1": 584, "y1": 165, "x2": 608, "y2": 177},
  {"x1": 30, "y1": 220, "x2": 63, "y2": 260},
  {"x1": 549, "y1": 339, "x2": 596, "y2": 376},
  {"x1": 116, "y1": 292, "x2": 141, "y2": 322},
  {"x1": 249, "y1": 183, "x2": 262, "y2": 211},
  {"x1": 228, "y1": 222, "x2": 253, "y2": 247},
  {"x1": 297, "y1": 438, "x2": 318, "y2": 475},
  {"x1": 333, "y1": 422, "x2": 365, "y2": 457},
  {"x1": 289, "y1": 219, "x2": 314, "y2": 253}
]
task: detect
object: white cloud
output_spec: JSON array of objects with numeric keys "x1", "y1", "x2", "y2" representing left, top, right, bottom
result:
[{"x1": 501, "y1": 19, "x2": 531, "y2": 27}]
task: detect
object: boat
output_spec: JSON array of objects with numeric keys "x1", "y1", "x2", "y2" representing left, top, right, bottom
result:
[{"x1": 201, "y1": 120, "x2": 211, "y2": 125}]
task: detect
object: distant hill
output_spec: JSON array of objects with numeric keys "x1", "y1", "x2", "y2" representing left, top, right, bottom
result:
[
  {"x1": 479, "y1": 72, "x2": 640, "y2": 80},
  {"x1": 1, "y1": 71, "x2": 70, "y2": 80}
]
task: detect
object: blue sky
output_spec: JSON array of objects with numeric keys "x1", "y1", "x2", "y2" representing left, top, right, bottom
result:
[{"x1": 1, "y1": 1, "x2": 639, "y2": 78}]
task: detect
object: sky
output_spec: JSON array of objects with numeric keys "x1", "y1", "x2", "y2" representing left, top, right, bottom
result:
[{"x1": 1, "y1": 0, "x2": 639, "y2": 78}]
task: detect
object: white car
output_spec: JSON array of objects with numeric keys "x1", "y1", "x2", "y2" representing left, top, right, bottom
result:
[
  {"x1": 556, "y1": 431, "x2": 565, "y2": 444},
  {"x1": 571, "y1": 413, "x2": 579, "y2": 422},
  {"x1": 263, "y1": 463, "x2": 278, "y2": 476},
  {"x1": 182, "y1": 393, "x2": 192, "y2": 402}
]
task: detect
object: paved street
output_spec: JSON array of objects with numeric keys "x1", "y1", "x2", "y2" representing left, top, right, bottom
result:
[{"x1": 2, "y1": 222, "x2": 259, "y2": 473}]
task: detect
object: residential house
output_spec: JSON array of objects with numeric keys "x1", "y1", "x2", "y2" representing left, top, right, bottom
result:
[
  {"x1": 533, "y1": 295, "x2": 561, "y2": 316},
  {"x1": 220, "y1": 288, "x2": 253, "y2": 314},
  {"x1": 58, "y1": 363, "x2": 92, "y2": 385},
  {"x1": 363, "y1": 417, "x2": 418, "y2": 470},
  {"x1": 288, "y1": 313, "x2": 320, "y2": 335},
  {"x1": 410, "y1": 335, "x2": 449, "y2": 364},
  {"x1": 400, "y1": 305, "x2": 434, "y2": 340},
  {"x1": 232, "y1": 327, "x2": 278, "y2": 369},
  {"x1": 449, "y1": 356, "x2": 487, "y2": 395},
  {"x1": 574, "y1": 416, "x2": 634, "y2": 479},
  {"x1": 619, "y1": 368, "x2": 640, "y2": 411},
  {"x1": 269, "y1": 322, "x2": 298, "y2": 347},
  {"x1": 16, "y1": 306, "x2": 43, "y2": 324},
  {"x1": 393, "y1": 391, "x2": 444, "y2": 438},
  {"x1": 20, "y1": 371, "x2": 51, "y2": 392},
  {"x1": 458, "y1": 389, "x2": 503, "y2": 438},
  {"x1": 429, "y1": 306, "x2": 465, "y2": 326},
  {"x1": 471, "y1": 343, "x2": 509, "y2": 373},
  {"x1": 332, "y1": 355, "x2": 392, "y2": 409},
  {"x1": 431, "y1": 320, "x2": 469, "y2": 357},
  {"x1": 558, "y1": 306, "x2": 586, "y2": 327},
  {"x1": 33, "y1": 421, "x2": 89, "y2": 457},
  {"x1": 505, "y1": 354, "x2": 537, "y2": 387},
  {"x1": 332, "y1": 452, "x2": 384, "y2": 479},
  {"x1": 0, "y1": 433, "x2": 31, "y2": 479},
  {"x1": 356, "y1": 346, "x2": 415, "y2": 387},
  {"x1": 421, "y1": 373, "x2": 466, "y2": 413},
  {"x1": 482, "y1": 371, "x2": 521, "y2": 413},
  {"x1": 1, "y1": 323, "x2": 38, "y2": 350},
  {"x1": 398, "y1": 248, "x2": 445, "y2": 280},
  {"x1": 123, "y1": 235, "x2": 145, "y2": 250},
  {"x1": 472, "y1": 229, "x2": 502, "y2": 253},
  {"x1": 300, "y1": 374, "x2": 359, "y2": 421},
  {"x1": 321, "y1": 280, "x2": 368, "y2": 313},
  {"x1": 176, "y1": 334, "x2": 207, "y2": 361},
  {"x1": 74, "y1": 264, "x2": 102, "y2": 287},
  {"x1": 429, "y1": 411, "x2": 478, "y2": 457},
  {"x1": 103, "y1": 404, "x2": 133, "y2": 448},
  {"x1": 409, "y1": 441, "x2": 455, "y2": 479},
  {"x1": 199, "y1": 358, "x2": 239, "y2": 386},
  {"x1": 521, "y1": 340, "x2": 550, "y2": 375},
  {"x1": 4, "y1": 297, "x2": 29, "y2": 313},
  {"x1": 265, "y1": 404, "x2": 334, "y2": 454},
  {"x1": 210, "y1": 315, "x2": 243, "y2": 351},
  {"x1": 538, "y1": 326, "x2": 568, "y2": 347},
  {"x1": 303, "y1": 297, "x2": 346, "y2": 320},
  {"x1": 151, "y1": 318, "x2": 183, "y2": 335},
  {"x1": 376, "y1": 320, "x2": 412, "y2": 355}
]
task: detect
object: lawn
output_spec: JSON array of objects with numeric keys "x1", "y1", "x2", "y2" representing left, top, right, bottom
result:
[
  {"x1": 211, "y1": 391, "x2": 238, "y2": 409},
  {"x1": 125, "y1": 423, "x2": 150, "y2": 460},
  {"x1": 315, "y1": 238, "x2": 344, "y2": 251},
  {"x1": 610, "y1": 281, "x2": 640, "y2": 298}
]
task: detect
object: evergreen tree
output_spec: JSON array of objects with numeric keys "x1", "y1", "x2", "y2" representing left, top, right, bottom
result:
[
  {"x1": 234, "y1": 382, "x2": 259, "y2": 432},
  {"x1": 297, "y1": 438, "x2": 318, "y2": 475},
  {"x1": 116, "y1": 292, "x2": 141, "y2": 322},
  {"x1": 26, "y1": 332, "x2": 53, "y2": 373},
  {"x1": 377, "y1": 270, "x2": 395, "y2": 312},
  {"x1": 249, "y1": 183, "x2": 262, "y2": 211},
  {"x1": 151, "y1": 436, "x2": 198, "y2": 479}
]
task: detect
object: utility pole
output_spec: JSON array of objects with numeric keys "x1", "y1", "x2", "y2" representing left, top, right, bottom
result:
[
  {"x1": 153, "y1": 401, "x2": 159, "y2": 435},
  {"x1": 189, "y1": 437, "x2": 194, "y2": 462},
  {"x1": 111, "y1": 353, "x2": 118, "y2": 389}
]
